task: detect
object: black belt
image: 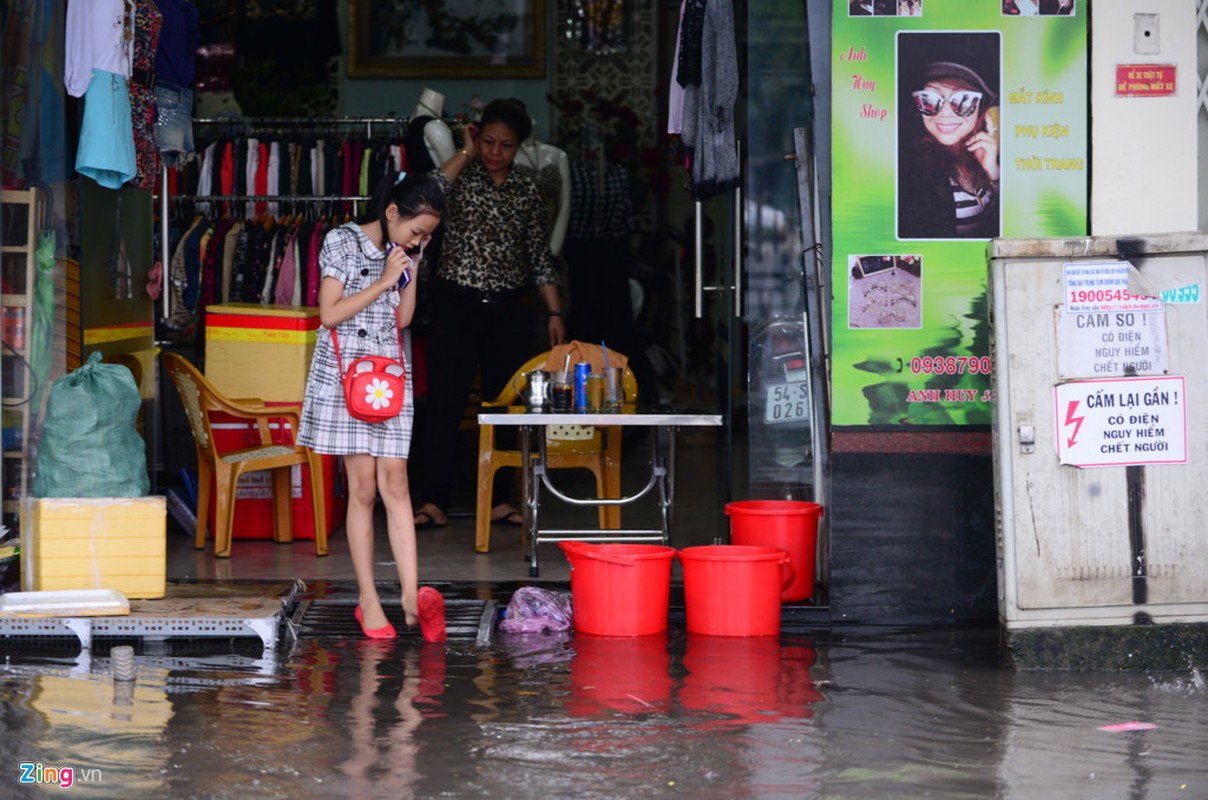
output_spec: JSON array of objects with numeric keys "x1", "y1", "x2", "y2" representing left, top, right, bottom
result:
[
  {"x1": 436, "y1": 278, "x2": 526, "y2": 304},
  {"x1": 131, "y1": 67, "x2": 156, "y2": 89}
]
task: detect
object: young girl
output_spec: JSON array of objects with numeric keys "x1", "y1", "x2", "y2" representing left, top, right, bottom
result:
[{"x1": 298, "y1": 172, "x2": 447, "y2": 641}]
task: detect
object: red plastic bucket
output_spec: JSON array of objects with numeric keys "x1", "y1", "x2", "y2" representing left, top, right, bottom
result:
[
  {"x1": 560, "y1": 542, "x2": 676, "y2": 636},
  {"x1": 676, "y1": 545, "x2": 793, "y2": 637},
  {"x1": 725, "y1": 500, "x2": 823, "y2": 602}
]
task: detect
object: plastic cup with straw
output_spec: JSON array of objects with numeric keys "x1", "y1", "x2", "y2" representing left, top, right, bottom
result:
[{"x1": 601, "y1": 341, "x2": 614, "y2": 407}]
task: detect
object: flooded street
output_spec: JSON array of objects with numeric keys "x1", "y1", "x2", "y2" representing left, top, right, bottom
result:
[{"x1": 2, "y1": 624, "x2": 1206, "y2": 799}]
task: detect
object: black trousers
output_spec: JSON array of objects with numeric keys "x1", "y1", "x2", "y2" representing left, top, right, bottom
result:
[{"x1": 415, "y1": 280, "x2": 534, "y2": 512}]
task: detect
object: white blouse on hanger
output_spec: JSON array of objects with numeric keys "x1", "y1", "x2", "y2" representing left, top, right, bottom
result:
[{"x1": 65, "y1": 0, "x2": 134, "y2": 97}]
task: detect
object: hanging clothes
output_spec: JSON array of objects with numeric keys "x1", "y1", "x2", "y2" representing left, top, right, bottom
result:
[
  {"x1": 678, "y1": 0, "x2": 740, "y2": 200},
  {"x1": 160, "y1": 122, "x2": 404, "y2": 335},
  {"x1": 126, "y1": 0, "x2": 162, "y2": 191},
  {"x1": 152, "y1": 0, "x2": 201, "y2": 169},
  {"x1": 66, "y1": 0, "x2": 137, "y2": 188}
]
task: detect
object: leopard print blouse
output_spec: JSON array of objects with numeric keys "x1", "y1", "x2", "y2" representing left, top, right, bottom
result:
[{"x1": 432, "y1": 161, "x2": 560, "y2": 292}]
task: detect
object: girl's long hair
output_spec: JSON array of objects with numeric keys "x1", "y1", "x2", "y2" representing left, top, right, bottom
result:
[{"x1": 358, "y1": 171, "x2": 446, "y2": 233}]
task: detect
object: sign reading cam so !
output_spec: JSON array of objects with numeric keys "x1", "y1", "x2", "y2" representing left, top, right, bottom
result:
[{"x1": 1053, "y1": 376, "x2": 1186, "y2": 467}]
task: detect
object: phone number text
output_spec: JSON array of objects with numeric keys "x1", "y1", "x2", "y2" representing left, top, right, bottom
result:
[{"x1": 909, "y1": 356, "x2": 993, "y2": 375}]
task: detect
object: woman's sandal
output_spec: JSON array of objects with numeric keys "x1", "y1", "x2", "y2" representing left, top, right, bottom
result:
[
  {"x1": 355, "y1": 605, "x2": 397, "y2": 640},
  {"x1": 417, "y1": 587, "x2": 447, "y2": 643},
  {"x1": 490, "y1": 506, "x2": 524, "y2": 527},
  {"x1": 414, "y1": 507, "x2": 448, "y2": 530}
]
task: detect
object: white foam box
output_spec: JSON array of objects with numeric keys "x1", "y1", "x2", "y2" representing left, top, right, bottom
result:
[{"x1": 20, "y1": 497, "x2": 167, "y2": 599}]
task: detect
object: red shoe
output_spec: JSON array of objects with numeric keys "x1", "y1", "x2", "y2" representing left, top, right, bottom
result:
[
  {"x1": 417, "y1": 587, "x2": 447, "y2": 643},
  {"x1": 355, "y1": 605, "x2": 397, "y2": 640}
]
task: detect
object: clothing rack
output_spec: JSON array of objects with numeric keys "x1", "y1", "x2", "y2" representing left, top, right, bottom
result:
[
  {"x1": 173, "y1": 194, "x2": 371, "y2": 202},
  {"x1": 157, "y1": 117, "x2": 411, "y2": 318},
  {"x1": 192, "y1": 116, "x2": 409, "y2": 140}
]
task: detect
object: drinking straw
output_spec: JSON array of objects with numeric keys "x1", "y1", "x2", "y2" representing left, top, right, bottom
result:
[
  {"x1": 601, "y1": 341, "x2": 612, "y2": 403},
  {"x1": 562, "y1": 352, "x2": 571, "y2": 373}
]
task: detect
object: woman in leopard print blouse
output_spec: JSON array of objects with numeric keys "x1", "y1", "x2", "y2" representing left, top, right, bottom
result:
[{"x1": 413, "y1": 98, "x2": 568, "y2": 531}]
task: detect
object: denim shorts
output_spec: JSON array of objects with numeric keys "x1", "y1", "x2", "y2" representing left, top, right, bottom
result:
[{"x1": 154, "y1": 81, "x2": 196, "y2": 167}]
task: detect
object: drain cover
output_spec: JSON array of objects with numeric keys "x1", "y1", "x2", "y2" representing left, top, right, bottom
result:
[{"x1": 291, "y1": 598, "x2": 497, "y2": 643}]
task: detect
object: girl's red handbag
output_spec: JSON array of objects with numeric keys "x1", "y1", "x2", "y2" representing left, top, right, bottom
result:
[{"x1": 331, "y1": 329, "x2": 406, "y2": 423}]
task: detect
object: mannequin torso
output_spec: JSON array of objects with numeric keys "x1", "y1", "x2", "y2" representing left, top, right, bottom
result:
[
  {"x1": 514, "y1": 138, "x2": 571, "y2": 254},
  {"x1": 410, "y1": 88, "x2": 456, "y2": 167}
]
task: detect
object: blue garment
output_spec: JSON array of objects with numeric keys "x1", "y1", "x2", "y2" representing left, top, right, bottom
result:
[
  {"x1": 154, "y1": 81, "x2": 195, "y2": 165},
  {"x1": 75, "y1": 69, "x2": 137, "y2": 189},
  {"x1": 153, "y1": 0, "x2": 200, "y2": 86},
  {"x1": 182, "y1": 219, "x2": 206, "y2": 311}
]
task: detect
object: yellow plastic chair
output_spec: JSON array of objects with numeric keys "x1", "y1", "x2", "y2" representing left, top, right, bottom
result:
[
  {"x1": 475, "y1": 350, "x2": 637, "y2": 553},
  {"x1": 163, "y1": 352, "x2": 328, "y2": 558}
]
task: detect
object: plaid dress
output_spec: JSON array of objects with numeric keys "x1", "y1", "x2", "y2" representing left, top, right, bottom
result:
[{"x1": 298, "y1": 223, "x2": 413, "y2": 458}]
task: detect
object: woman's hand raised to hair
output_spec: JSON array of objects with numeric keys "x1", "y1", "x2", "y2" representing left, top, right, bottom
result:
[
  {"x1": 966, "y1": 130, "x2": 1000, "y2": 183},
  {"x1": 461, "y1": 123, "x2": 480, "y2": 160}
]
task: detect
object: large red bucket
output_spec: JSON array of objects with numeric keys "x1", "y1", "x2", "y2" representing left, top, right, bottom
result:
[
  {"x1": 725, "y1": 500, "x2": 822, "y2": 602},
  {"x1": 560, "y1": 542, "x2": 676, "y2": 636},
  {"x1": 676, "y1": 545, "x2": 793, "y2": 636}
]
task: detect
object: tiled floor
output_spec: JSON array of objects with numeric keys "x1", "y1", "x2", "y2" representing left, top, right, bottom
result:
[{"x1": 167, "y1": 429, "x2": 729, "y2": 589}]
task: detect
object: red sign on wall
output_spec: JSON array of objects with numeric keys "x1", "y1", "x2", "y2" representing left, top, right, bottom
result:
[{"x1": 1115, "y1": 64, "x2": 1176, "y2": 97}]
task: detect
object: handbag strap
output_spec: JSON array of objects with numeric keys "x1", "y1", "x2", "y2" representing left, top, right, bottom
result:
[{"x1": 329, "y1": 323, "x2": 405, "y2": 378}]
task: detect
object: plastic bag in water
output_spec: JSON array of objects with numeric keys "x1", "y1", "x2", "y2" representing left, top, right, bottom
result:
[{"x1": 499, "y1": 586, "x2": 574, "y2": 634}]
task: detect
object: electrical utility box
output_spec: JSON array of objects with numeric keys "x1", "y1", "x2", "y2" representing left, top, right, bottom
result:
[{"x1": 989, "y1": 233, "x2": 1208, "y2": 630}]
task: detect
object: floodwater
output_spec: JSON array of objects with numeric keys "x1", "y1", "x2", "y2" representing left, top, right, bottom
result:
[{"x1": 2, "y1": 624, "x2": 1206, "y2": 799}]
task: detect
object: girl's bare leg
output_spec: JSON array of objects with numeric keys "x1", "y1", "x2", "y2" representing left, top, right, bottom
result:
[
  {"x1": 345, "y1": 454, "x2": 389, "y2": 629},
  {"x1": 378, "y1": 457, "x2": 420, "y2": 626}
]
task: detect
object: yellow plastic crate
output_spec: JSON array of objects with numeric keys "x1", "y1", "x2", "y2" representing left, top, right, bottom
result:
[{"x1": 20, "y1": 497, "x2": 167, "y2": 599}]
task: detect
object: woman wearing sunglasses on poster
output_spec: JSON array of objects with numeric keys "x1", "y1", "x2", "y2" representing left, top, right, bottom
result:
[{"x1": 898, "y1": 59, "x2": 1000, "y2": 239}]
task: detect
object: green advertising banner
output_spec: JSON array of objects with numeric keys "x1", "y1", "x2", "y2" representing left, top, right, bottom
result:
[{"x1": 831, "y1": 1, "x2": 1087, "y2": 427}]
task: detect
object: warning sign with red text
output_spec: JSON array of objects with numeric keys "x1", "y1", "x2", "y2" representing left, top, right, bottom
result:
[
  {"x1": 1053, "y1": 376, "x2": 1186, "y2": 467},
  {"x1": 1115, "y1": 64, "x2": 1176, "y2": 97}
]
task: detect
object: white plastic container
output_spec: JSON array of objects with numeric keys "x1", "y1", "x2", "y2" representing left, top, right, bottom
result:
[{"x1": 0, "y1": 589, "x2": 130, "y2": 616}]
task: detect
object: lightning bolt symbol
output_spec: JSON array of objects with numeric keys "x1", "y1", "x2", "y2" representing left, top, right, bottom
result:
[{"x1": 1064, "y1": 400, "x2": 1084, "y2": 448}]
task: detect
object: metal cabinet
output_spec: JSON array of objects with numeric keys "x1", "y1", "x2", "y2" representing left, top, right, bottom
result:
[{"x1": 990, "y1": 233, "x2": 1208, "y2": 628}]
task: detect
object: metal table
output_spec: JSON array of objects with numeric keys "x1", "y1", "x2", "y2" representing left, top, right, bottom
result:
[{"x1": 478, "y1": 407, "x2": 723, "y2": 575}]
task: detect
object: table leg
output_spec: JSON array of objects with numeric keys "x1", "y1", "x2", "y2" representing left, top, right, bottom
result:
[{"x1": 522, "y1": 424, "x2": 539, "y2": 577}]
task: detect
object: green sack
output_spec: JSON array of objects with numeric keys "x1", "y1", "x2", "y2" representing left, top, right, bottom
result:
[{"x1": 32, "y1": 351, "x2": 149, "y2": 498}]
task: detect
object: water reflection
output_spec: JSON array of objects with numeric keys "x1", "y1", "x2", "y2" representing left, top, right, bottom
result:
[
  {"x1": 681, "y1": 634, "x2": 822, "y2": 726},
  {"x1": 0, "y1": 627, "x2": 1205, "y2": 798},
  {"x1": 338, "y1": 641, "x2": 446, "y2": 794},
  {"x1": 568, "y1": 632, "x2": 673, "y2": 716}
]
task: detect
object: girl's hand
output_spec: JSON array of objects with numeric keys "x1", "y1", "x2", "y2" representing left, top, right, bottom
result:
[
  {"x1": 382, "y1": 243, "x2": 412, "y2": 289},
  {"x1": 966, "y1": 130, "x2": 1000, "y2": 182}
]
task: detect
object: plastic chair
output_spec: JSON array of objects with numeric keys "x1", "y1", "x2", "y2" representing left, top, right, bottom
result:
[
  {"x1": 475, "y1": 350, "x2": 637, "y2": 553},
  {"x1": 163, "y1": 351, "x2": 328, "y2": 558}
]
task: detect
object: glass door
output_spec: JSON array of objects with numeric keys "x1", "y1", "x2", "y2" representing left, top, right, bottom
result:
[{"x1": 741, "y1": 0, "x2": 819, "y2": 503}]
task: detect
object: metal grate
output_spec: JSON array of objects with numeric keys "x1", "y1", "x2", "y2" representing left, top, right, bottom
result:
[
  {"x1": 0, "y1": 609, "x2": 286, "y2": 650},
  {"x1": 290, "y1": 598, "x2": 498, "y2": 644}
]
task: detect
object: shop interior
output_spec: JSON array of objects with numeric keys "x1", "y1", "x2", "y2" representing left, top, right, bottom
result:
[{"x1": 1, "y1": 0, "x2": 821, "y2": 597}]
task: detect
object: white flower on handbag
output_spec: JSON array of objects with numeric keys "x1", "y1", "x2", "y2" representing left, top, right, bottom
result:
[{"x1": 365, "y1": 378, "x2": 394, "y2": 410}]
